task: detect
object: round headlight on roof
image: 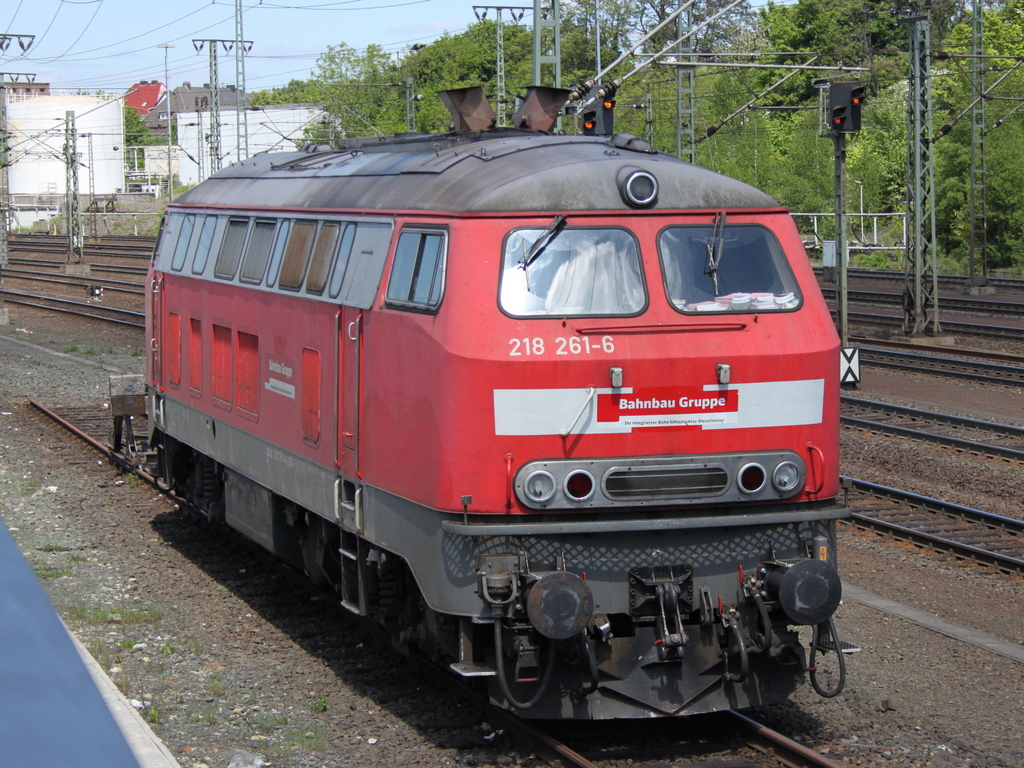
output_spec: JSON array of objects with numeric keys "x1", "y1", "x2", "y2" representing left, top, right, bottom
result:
[{"x1": 617, "y1": 167, "x2": 658, "y2": 208}]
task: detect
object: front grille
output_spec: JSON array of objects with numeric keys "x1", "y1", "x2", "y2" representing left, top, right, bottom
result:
[{"x1": 604, "y1": 466, "x2": 729, "y2": 499}]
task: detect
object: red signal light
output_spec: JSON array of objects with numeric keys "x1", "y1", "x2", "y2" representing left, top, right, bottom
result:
[{"x1": 603, "y1": 100, "x2": 614, "y2": 110}]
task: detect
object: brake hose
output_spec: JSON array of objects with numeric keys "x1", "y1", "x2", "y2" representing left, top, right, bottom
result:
[
  {"x1": 809, "y1": 617, "x2": 846, "y2": 698},
  {"x1": 493, "y1": 621, "x2": 557, "y2": 710},
  {"x1": 577, "y1": 631, "x2": 599, "y2": 697},
  {"x1": 723, "y1": 618, "x2": 749, "y2": 683},
  {"x1": 752, "y1": 593, "x2": 773, "y2": 654}
]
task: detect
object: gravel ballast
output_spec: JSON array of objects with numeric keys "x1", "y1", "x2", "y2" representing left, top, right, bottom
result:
[{"x1": 2, "y1": 311, "x2": 1023, "y2": 768}]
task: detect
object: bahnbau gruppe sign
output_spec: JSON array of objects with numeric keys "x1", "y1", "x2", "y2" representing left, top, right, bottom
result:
[{"x1": 596, "y1": 387, "x2": 739, "y2": 428}]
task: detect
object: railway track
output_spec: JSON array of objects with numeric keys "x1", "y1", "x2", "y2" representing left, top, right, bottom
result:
[
  {"x1": 859, "y1": 346, "x2": 1024, "y2": 387},
  {"x1": 9, "y1": 233, "x2": 155, "y2": 259},
  {"x1": 844, "y1": 477, "x2": 1024, "y2": 575},
  {"x1": 0, "y1": 267, "x2": 144, "y2": 296},
  {"x1": 3, "y1": 256, "x2": 149, "y2": 277},
  {"x1": 822, "y1": 287, "x2": 1024, "y2": 318},
  {"x1": 849, "y1": 336, "x2": 1024, "y2": 366},
  {"x1": 815, "y1": 266, "x2": 1024, "y2": 296},
  {"x1": 841, "y1": 396, "x2": 1024, "y2": 461},
  {"x1": 30, "y1": 397, "x2": 849, "y2": 768},
  {"x1": 836, "y1": 310, "x2": 1024, "y2": 340},
  {"x1": 0, "y1": 289, "x2": 145, "y2": 328}
]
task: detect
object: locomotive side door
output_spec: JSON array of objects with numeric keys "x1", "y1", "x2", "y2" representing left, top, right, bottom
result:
[
  {"x1": 150, "y1": 273, "x2": 163, "y2": 388},
  {"x1": 337, "y1": 306, "x2": 361, "y2": 477},
  {"x1": 333, "y1": 220, "x2": 394, "y2": 479}
]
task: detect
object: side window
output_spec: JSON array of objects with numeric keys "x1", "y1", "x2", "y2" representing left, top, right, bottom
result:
[
  {"x1": 266, "y1": 220, "x2": 291, "y2": 286},
  {"x1": 239, "y1": 220, "x2": 277, "y2": 284},
  {"x1": 328, "y1": 224, "x2": 356, "y2": 299},
  {"x1": 305, "y1": 222, "x2": 341, "y2": 295},
  {"x1": 214, "y1": 218, "x2": 250, "y2": 280},
  {"x1": 279, "y1": 220, "x2": 318, "y2": 290},
  {"x1": 386, "y1": 230, "x2": 446, "y2": 311},
  {"x1": 170, "y1": 215, "x2": 195, "y2": 271},
  {"x1": 192, "y1": 215, "x2": 218, "y2": 275}
]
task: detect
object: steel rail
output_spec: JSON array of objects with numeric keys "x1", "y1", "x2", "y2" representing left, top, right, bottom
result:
[
  {"x1": 840, "y1": 396, "x2": 1024, "y2": 462},
  {"x1": 0, "y1": 290, "x2": 145, "y2": 329},
  {"x1": 858, "y1": 347, "x2": 1024, "y2": 386},
  {"x1": 727, "y1": 710, "x2": 849, "y2": 768},
  {"x1": 844, "y1": 477, "x2": 1024, "y2": 574}
]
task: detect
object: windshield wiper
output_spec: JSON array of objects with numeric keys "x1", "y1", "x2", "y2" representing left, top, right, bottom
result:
[
  {"x1": 520, "y1": 215, "x2": 567, "y2": 270},
  {"x1": 704, "y1": 211, "x2": 727, "y2": 296}
]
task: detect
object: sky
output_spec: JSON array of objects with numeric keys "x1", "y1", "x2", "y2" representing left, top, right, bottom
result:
[{"x1": 0, "y1": 0, "x2": 494, "y2": 96}]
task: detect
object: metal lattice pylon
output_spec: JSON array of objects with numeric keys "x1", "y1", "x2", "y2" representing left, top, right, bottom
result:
[
  {"x1": 532, "y1": 0, "x2": 561, "y2": 87},
  {"x1": 967, "y1": 0, "x2": 988, "y2": 287},
  {"x1": 235, "y1": 0, "x2": 249, "y2": 159},
  {"x1": 0, "y1": 83, "x2": 9, "y2": 268},
  {"x1": 902, "y1": 6, "x2": 940, "y2": 336},
  {"x1": 64, "y1": 111, "x2": 83, "y2": 265},
  {"x1": 676, "y1": 2, "x2": 696, "y2": 162}
]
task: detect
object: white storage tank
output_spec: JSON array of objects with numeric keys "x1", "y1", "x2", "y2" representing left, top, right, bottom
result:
[{"x1": 6, "y1": 94, "x2": 125, "y2": 196}]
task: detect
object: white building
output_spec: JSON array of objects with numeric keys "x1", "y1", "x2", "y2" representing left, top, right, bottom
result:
[{"x1": 7, "y1": 94, "x2": 125, "y2": 197}]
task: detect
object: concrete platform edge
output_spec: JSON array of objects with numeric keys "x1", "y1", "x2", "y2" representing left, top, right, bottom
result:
[
  {"x1": 843, "y1": 582, "x2": 1024, "y2": 664},
  {"x1": 67, "y1": 625, "x2": 183, "y2": 768}
]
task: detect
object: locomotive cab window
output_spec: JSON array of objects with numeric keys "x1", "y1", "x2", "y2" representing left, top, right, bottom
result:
[
  {"x1": 214, "y1": 218, "x2": 250, "y2": 280},
  {"x1": 659, "y1": 223, "x2": 801, "y2": 313},
  {"x1": 170, "y1": 214, "x2": 196, "y2": 272},
  {"x1": 191, "y1": 215, "x2": 219, "y2": 275},
  {"x1": 239, "y1": 220, "x2": 278, "y2": 284},
  {"x1": 386, "y1": 229, "x2": 447, "y2": 310},
  {"x1": 327, "y1": 224, "x2": 357, "y2": 299},
  {"x1": 278, "y1": 220, "x2": 318, "y2": 291},
  {"x1": 500, "y1": 226, "x2": 646, "y2": 317},
  {"x1": 305, "y1": 222, "x2": 342, "y2": 295}
]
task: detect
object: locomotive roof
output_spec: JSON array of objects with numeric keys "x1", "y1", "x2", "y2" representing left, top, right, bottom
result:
[{"x1": 175, "y1": 130, "x2": 781, "y2": 214}]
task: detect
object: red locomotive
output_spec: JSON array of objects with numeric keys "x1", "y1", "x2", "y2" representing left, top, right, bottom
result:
[{"x1": 146, "y1": 88, "x2": 850, "y2": 719}]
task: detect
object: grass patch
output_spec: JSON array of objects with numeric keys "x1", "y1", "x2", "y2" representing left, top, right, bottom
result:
[
  {"x1": 37, "y1": 543, "x2": 73, "y2": 553},
  {"x1": 64, "y1": 601, "x2": 163, "y2": 626},
  {"x1": 207, "y1": 675, "x2": 226, "y2": 697},
  {"x1": 309, "y1": 695, "x2": 329, "y2": 714},
  {"x1": 34, "y1": 566, "x2": 71, "y2": 579},
  {"x1": 63, "y1": 343, "x2": 79, "y2": 354},
  {"x1": 84, "y1": 347, "x2": 97, "y2": 357}
]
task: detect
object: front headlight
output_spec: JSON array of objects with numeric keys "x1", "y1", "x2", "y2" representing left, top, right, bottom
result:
[
  {"x1": 524, "y1": 470, "x2": 557, "y2": 504},
  {"x1": 772, "y1": 461, "x2": 801, "y2": 494}
]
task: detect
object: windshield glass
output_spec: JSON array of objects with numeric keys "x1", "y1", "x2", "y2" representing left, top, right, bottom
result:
[
  {"x1": 659, "y1": 224, "x2": 801, "y2": 313},
  {"x1": 500, "y1": 227, "x2": 646, "y2": 317}
]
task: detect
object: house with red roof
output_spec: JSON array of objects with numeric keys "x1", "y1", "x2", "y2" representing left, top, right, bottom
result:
[{"x1": 124, "y1": 81, "x2": 166, "y2": 116}]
